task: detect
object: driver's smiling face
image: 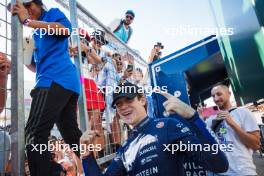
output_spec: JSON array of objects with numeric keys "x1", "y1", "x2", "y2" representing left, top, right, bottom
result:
[{"x1": 116, "y1": 96, "x2": 146, "y2": 127}]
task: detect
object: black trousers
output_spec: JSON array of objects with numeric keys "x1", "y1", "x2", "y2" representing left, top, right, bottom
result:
[{"x1": 25, "y1": 82, "x2": 82, "y2": 176}]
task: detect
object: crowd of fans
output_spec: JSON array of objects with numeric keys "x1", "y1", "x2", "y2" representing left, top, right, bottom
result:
[{"x1": 76, "y1": 27, "x2": 151, "y2": 158}]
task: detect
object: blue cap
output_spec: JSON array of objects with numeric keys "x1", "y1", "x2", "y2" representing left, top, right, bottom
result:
[
  {"x1": 112, "y1": 82, "x2": 141, "y2": 108},
  {"x1": 125, "y1": 10, "x2": 135, "y2": 18}
]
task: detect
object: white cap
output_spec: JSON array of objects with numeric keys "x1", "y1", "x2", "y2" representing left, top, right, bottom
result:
[
  {"x1": 22, "y1": 0, "x2": 47, "y2": 10},
  {"x1": 22, "y1": 0, "x2": 34, "y2": 4}
]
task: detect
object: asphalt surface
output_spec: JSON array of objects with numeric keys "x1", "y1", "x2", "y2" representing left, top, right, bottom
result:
[{"x1": 254, "y1": 152, "x2": 264, "y2": 176}]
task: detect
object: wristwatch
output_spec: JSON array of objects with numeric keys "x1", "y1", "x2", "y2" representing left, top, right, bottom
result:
[{"x1": 22, "y1": 18, "x2": 32, "y2": 26}]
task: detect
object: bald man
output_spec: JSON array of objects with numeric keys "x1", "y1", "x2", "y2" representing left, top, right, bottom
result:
[
  {"x1": 206, "y1": 84, "x2": 260, "y2": 176},
  {"x1": 0, "y1": 52, "x2": 11, "y2": 175}
]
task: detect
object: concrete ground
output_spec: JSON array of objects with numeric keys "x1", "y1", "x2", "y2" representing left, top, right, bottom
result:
[{"x1": 253, "y1": 151, "x2": 264, "y2": 176}]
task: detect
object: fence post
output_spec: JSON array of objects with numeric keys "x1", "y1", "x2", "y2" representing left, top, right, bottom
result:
[
  {"x1": 69, "y1": 0, "x2": 89, "y2": 132},
  {"x1": 10, "y1": 0, "x2": 25, "y2": 175}
]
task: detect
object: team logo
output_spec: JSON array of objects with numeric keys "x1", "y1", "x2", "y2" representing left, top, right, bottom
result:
[
  {"x1": 176, "y1": 122, "x2": 184, "y2": 128},
  {"x1": 219, "y1": 127, "x2": 227, "y2": 134},
  {"x1": 156, "y1": 122, "x2": 164, "y2": 128},
  {"x1": 181, "y1": 127, "x2": 190, "y2": 133},
  {"x1": 141, "y1": 158, "x2": 146, "y2": 165}
]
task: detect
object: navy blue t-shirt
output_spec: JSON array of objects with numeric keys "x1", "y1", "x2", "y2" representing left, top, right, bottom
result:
[{"x1": 32, "y1": 8, "x2": 80, "y2": 94}]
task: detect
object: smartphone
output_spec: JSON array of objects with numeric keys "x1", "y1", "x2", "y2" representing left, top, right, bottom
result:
[
  {"x1": 127, "y1": 64, "x2": 134, "y2": 72},
  {"x1": 7, "y1": 3, "x2": 13, "y2": 12},
  {"x1": 201, "y1": 106, "x2": 219, "y2": 117},
  {"x1": 23, "y1": 36, "x2": 35, "y2": 66}
]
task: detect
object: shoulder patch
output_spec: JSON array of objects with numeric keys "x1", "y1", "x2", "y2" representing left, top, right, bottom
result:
[
  {"x1": 176, "y1": 122, "x2": 184, "y2": 128},
  {"x1": 156, "y1": 122, "x2": 164, "y2": 129},
  {"x1": 181, "y1": 127, "x2": 190, "y2": 133}
]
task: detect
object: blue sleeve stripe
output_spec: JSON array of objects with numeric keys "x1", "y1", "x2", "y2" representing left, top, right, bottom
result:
[{"x1": 82, "y1": 155, "x2": 102, "y2": 176}]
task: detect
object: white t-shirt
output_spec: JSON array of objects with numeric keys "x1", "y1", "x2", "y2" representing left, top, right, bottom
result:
[
  {"x1": 206, "y1": 107, "x2": 259, "y2": 176},
  {"x1": 124, "y1": 24, "x2": 129, "y2": 37}
]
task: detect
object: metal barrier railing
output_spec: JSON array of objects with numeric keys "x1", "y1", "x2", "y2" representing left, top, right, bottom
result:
[{"x1": 1, "y1": 0, "x2": 22, "y2": 175}]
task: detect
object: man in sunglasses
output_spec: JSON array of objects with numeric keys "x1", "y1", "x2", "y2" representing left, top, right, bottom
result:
[{"x1": 109, "y1": 10, "x2": 135, "y2": 44}]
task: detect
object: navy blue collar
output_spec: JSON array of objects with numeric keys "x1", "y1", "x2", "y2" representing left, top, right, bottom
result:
[{"x1": 132, "y1": 116, "x2": 151, "y2": 134}]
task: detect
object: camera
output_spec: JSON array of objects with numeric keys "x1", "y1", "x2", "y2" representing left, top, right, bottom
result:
[
  {"x1": 153, "y1": 42, "x2": 164, "y2": 61},
  {"x1": 127, "y1": 64, "x2": 134, "y2": 72},
  {"x1": 154, "y1": 42, "x2": 164, "y2": 49}
]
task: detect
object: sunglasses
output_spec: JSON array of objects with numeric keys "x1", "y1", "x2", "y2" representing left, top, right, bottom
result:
[
  {"x1": 113, "y1": 56, "x2": 121, "y2": 61},
  {"x1": 126, "y1": 15, "x2": 134, "y2": 20},
  {"x1": 136, "y1": 68, "x2": 142, "y2": 72},
  {"x1": 95, "y1": 41, "x2": 103, "y2": 46}
]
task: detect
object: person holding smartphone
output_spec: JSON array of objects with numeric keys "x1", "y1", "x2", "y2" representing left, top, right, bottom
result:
[
  {"x1": 206, "y1": 84, "x2": 260, "y2": 176},
  {"x1": 148, "y1": 42, "x2": 164, "y2": 63}
]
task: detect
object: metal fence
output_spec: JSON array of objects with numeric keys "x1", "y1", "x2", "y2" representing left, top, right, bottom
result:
[
  {"x1": 0, "y1": 0, "x2": 13, "y2": 175},
  {"x1": 1, "y1": 0, "x2": 148, "y2": 175}
]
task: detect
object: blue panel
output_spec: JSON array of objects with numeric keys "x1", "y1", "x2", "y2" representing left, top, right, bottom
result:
[{"x1": 150, "y1": 36, "x2": 221, "y2": 118}]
